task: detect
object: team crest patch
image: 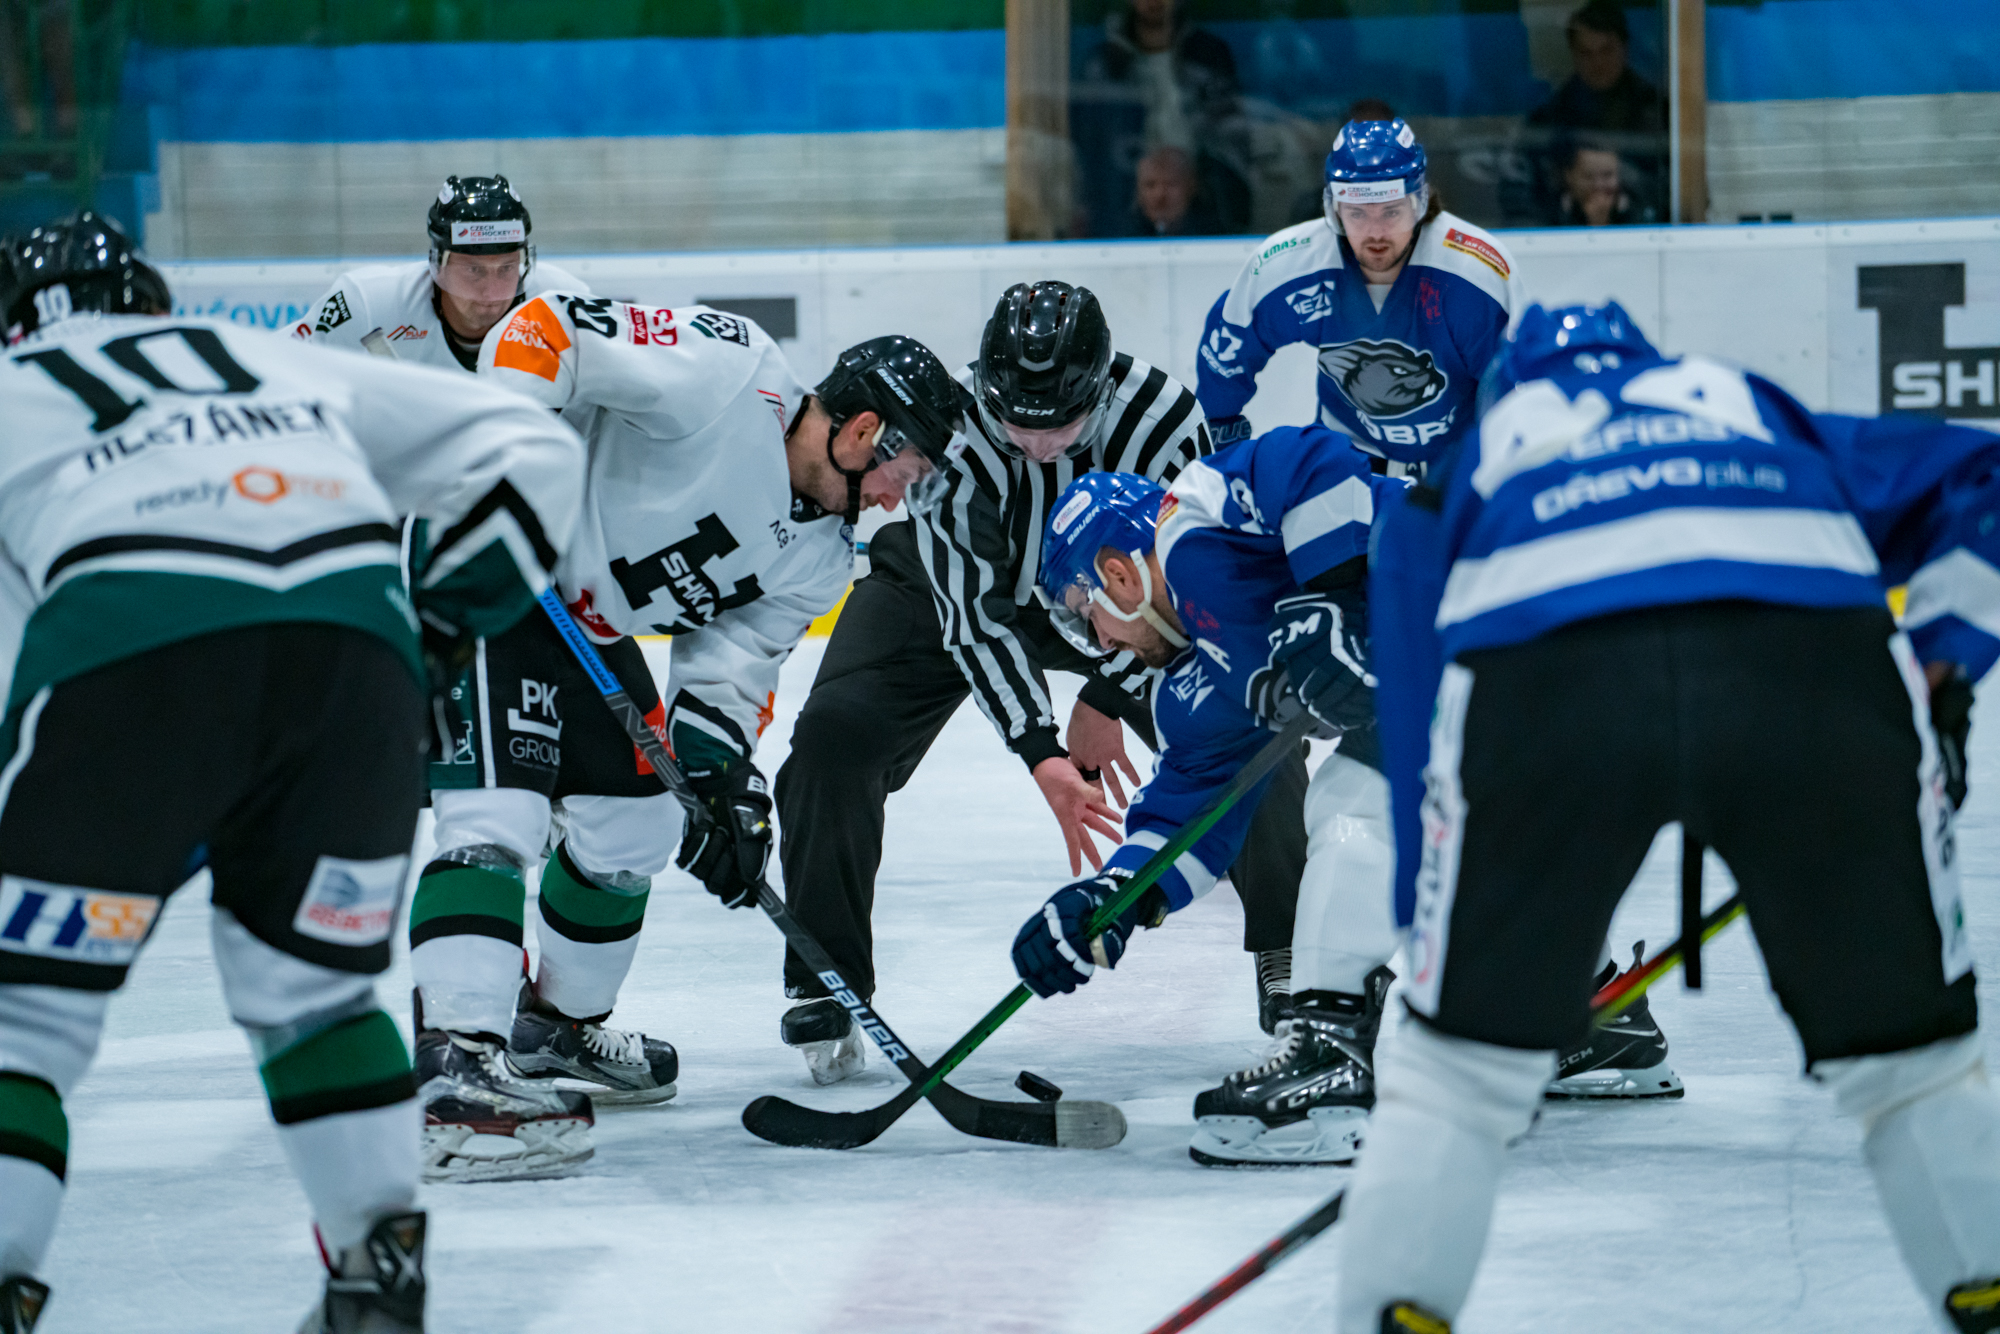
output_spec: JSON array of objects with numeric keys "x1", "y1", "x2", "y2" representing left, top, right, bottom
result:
[
  {"x1": 1443, "y1": 228, "x2": 1510, "y2": 279},
  {"x1": 314, "y1": 291, "x2": 353, "y2": 334},
  {"x1": 1319, "y1": 339, "x2": 1448, "y2": 419},
  {"x1": 293, "y1": 854, "x2": 408, "y2": 947},
  {"x1": 692, "y1": 311, "x2": 751, "y2": 346},
  {"x1": 0, "y1": 877, "x2": 159, "y2": 965}
]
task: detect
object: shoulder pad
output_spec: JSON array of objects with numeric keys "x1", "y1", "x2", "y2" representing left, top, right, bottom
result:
[
  {"x1": 1221, "y1": 221, "x2": 1343, "y2": 327},
  {"x1": 1412, "y1": 213, "x2": 1515, "y2": 306},
  {"x1": 530, "y1": 262, "x2": 592, "y2": 297}
]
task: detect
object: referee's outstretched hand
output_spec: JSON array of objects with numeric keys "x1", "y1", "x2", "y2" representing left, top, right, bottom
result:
[{"x1": 1032, "y1": 757, "x2": 1122, "y2": 875}]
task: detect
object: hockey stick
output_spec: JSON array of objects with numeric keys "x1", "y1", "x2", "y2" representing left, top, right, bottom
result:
[
  {"x1": 741, "y1": 709, "x2": 1322, "y2": 1151},
  {"x1": 535, "y1": 590, "x2": 1122, "y2": 1149},
  {"x1": 1144, "y1": 892, "x2": 1748, "y2": 1332}
]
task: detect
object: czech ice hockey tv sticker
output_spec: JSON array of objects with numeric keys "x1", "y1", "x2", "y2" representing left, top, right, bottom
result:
[
  {"x1": 450, "y1": 220, "x2": 525, "y2": 246},
  {"x1": 0, "y1": 877, "x2": 159, "y2": 964},
  {"x1": 1052, "y1": 489, "x2": 1094, "y2": 535},
  {"x1": 293, "y1": 854, "x2": 408, "y2": 946}
]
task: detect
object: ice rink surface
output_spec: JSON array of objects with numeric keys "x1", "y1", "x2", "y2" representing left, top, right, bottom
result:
[{"x1": 38, "y1": 628, "x2": 2000, "y2": 1333}]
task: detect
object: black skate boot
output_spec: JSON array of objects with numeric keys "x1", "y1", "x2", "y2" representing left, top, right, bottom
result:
[
  {"x1": 1547, "y1": 946, "x2": 1685, "y2": 1100},
  {"x1": 0, "y1": 1277, "x2": 48, "y2": 1334},
  {"x1": 1947, "y1": 1277, "x2": 2000, "y2": 1332},
  {"x1": 297, "y1": 1211, "x2": 426, "y2": 1334},
  {"x1": 507, "y1": 985, "x2": 678, "y2": 1106},
  {"x1": 1255, "y1": 948, "x2": 1293, "y2": 1036},
  {"x1": 416, "y1": 1028, "x2": 594, "y2": 1182},
  {"x1": 1190, "y1": 966, "x2": 1393, "y2": 1166},
  {"x1": 782, "y1": 996, "x2": 866, "y2": 1086},
  {"x1": 1381, "y1": 1300, "x2": 1451, "y2": 1333}
]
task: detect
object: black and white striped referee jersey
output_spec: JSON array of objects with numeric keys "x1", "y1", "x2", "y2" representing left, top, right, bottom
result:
[{"x1": 909, "y1": 352, "x2": 1213, "y2": 771}]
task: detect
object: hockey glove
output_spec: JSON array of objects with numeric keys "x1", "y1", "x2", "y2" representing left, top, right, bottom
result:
[
  {"x1": 1933, "y1": 669, "x2": 1975, "y2": 812},
  {"x1": 1209, "y1": 415, "x2": 1253, "y2": 446},
  {"x1": 1011, "y1": 868, "x2": 1170, "y2": 998},
  {"x1": 1246, "y1": 588, "x2": 1375, "y2": 740},
  {"x1": 675, "y1": 763, "x2": 774, "y2": 910}
]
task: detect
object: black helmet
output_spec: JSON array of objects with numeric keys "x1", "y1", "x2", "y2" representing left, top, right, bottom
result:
[
  {"x1": 0, "y1": 210, "x2": 169, "y2": 342},
  {"x1": 813, "y1": 335, "x2": 973, "y2": 524},
  {"x1": 426, "y1": 174, "x2": 533, "y2": 260},
  {"x1": 974, "y1": 280, "x2": 1113, "y2": 459}
]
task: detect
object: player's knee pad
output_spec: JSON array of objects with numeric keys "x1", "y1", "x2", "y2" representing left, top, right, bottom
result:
[
  {"x1": 1293, "y1": 754, "x2": 1399, "y2": 994},
  {"x1": 1819, "y1": 1031, "x2": 1987, "y2": 1131},
  {"x1": 430, "y1": 786, "x2": 551, "y2": 867},
  {"x1": 211, "y1": 908, "x2": 378, "y2": 1035},
  {"x1": 559, "y1": 792, "x2": 685, "y2": 880},
  {"x1": 0, "y1": 985, "x2": 108, "y2": 1097},
  {"x1": 533, "y1": 841, "x2": 648, "y2": 1020},
  {"x1": 1382, "y1": 1018, "x2": 1556, "y2": 1145}
]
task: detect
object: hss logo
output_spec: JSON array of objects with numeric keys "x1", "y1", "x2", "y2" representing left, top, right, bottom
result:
[{"x1": 1859, "y1": 263, "x2": 2000, "y2": 417}]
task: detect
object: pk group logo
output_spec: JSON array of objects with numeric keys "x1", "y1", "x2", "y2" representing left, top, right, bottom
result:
[
  {"x1": 1860, "y1": 264, "x2": 2000, "y2": 418},
  {"x1": 0, "y1": 877, "x2": 159, "y2": 967}
]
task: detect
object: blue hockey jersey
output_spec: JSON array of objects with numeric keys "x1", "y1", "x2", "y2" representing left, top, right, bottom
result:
[
  {"x1": 1196, "y1": 213, "x2": 1522, "y2": 466},
  {"x1": 1096, "y1": 425, "x2": 1398, "y2": 910},
  {"x1": 1371, "y1": 352, "x2": 2000, "y2": 927}
]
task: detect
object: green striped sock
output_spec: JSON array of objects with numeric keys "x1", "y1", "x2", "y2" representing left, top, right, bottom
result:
[
  {"x1": 409, "y1": 861, "x2": 525, "y2": 949},
  {"x1": 259, "y1": 1010, "x2": 416, "y2": 1126},
  {"x1": 538, "y1": 845, "x2": 650, "y2": 944},
  {"x1": 0, "y1": 1072, "x2": 68, "y2": 1180}
]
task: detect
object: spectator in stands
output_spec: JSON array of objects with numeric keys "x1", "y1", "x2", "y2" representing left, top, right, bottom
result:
[
  {"x1": 1072, "y1": 0, "x2": 1251, "y2": 238},
  {"x1": 1125, "y1": 145, "x2": 1222, "y2": 236},
  {"x1": 1507, "y1": 0, "x2": 1668, "y2": 225},
  {"x1": 1553, "y1": 137, "x2": 1658, "y2": 227}
]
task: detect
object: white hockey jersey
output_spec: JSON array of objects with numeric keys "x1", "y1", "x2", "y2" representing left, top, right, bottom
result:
[
  {"x1": 0, "y1": 313, "x2": 584, "y2": 717},
  {"x1": 478, "y1": 294, "x2": 850, "y2": 773},
  {"x1": 295, "y1": 258, "x2": 590, "y2": 373}
]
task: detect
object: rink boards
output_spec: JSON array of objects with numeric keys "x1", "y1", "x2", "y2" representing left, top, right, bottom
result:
[{"x1": 159, "y1": 215, "x2": 2000, "y2": 437}]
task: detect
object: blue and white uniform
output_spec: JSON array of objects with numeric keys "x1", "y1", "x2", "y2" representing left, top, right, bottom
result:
[
  {"x1": 1373, "y1": 349, "x2": 2000, "y2": 925},
  {"x1": 1100, "y1": 427, "x2": 1407, "y2": 993},
  {"x1": 1196, "y1": 215, "x2": 1521, "y2": 467}
]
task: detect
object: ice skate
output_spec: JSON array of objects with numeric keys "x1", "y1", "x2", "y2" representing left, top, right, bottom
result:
[
  {"x1": 1190, "y1": 967, "x2": 1392, "y2": 1166},
  {"x1": 0, "y1": 1277, "x2": 48, "y2": 1334},
  {"x1": 1381, "y1": 1300, "x2": 1451, "y2": 1333},
  {"x1": 297, "y1": 1211, "x2": 426, "y2": 1334},
  {"x1": 416, "y1": 1029, "x2": 595, "y2": 1182},
  {"x1": 1255, "y1": 947, "x2": 1293, "y2": 1036},
  {"x1": 1948, "y1": 1278, "x2": 2000, "y2": 1333},
  {"x1": 1548, "y1": 948, "x2": 1685, "y2": 1100},
  {"x1": 782, "y1": 997, "x2": 866, "y2": 1085},
  {"x1": 508, "y1": 988, "x2": 679, "y2": 1106}
]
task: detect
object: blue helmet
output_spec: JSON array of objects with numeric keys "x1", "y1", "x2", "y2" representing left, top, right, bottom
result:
[
  {"x1": 1478, "y1": 301, "x2": 1662, "y2": 414},
  {"x1": 1038, "y1": 472, "x2": 1178, "y2": 657},
  {"x1": 1323, "y1": 119, "x2": 1428, "y2": 231}
]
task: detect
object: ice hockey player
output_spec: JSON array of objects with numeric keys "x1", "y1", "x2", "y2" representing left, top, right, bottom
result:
[
  {"x1": 1008, "y1": 427, "x2": 1403, "y2": 1165},
  {"x1": 409, "y1": 291, "x2": 967, "y2": 1178},
  {"x1": 296, "y1": 174, "x2": 588, "y2": 369},
  {"x1": 1195, "y1": 118, "x2": 1521, "y2": 475},
  {"x1": 1340, "y1": 302, "x2": 2000, "y2": 1333},
  {"x1": 774, "y1": 280, "x2": 1313, "y2": 1085},
  {"x1": 0, "y1": 212, "x2": 582, "y2": 1333}
]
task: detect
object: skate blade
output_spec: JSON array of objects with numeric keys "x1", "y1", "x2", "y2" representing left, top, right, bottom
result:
[
  {"x1": 1188, "y1": 1106, "x2": 1365, "y2": 1167},
  {"x1": 582, "y1": 1080, "x2": 678, "y2": 1108},
  {"x1": 800, "y1": 1032, "x2": 866, "y2": 1087},
  {"x1": 422, "y1": 1120, "x2": 594, "y2": 1183},
  {"x1": 1054, "y1": 1099, "x2": 1129, "y2": 1150},
  {"x1": 1545, "y1": 1065, "x2": 1685, "y2": 1101}
]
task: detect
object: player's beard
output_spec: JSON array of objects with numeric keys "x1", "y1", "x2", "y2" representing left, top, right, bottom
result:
[{"x1": 1124, "y1": 621, "x2": 1180, "y2": 669}]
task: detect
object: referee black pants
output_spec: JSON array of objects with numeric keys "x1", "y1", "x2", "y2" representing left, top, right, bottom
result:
[{"x1": 774, "y1": 520, "x2": 1309, "y2": 1000}]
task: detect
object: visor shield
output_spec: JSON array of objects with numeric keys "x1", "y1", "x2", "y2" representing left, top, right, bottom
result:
[
  {"x1": 429, "y1": 247, "x2": 531, "y2": 303},
  {"x1": 978, "y1": 389, "x2": 1108, "y2": 463},
  {"x1": 870, "y1": 422, "x2": 961, "y2": 517},
  {"x1": 1040, "y1": 573, "x2": 1112, "y2": 658}
]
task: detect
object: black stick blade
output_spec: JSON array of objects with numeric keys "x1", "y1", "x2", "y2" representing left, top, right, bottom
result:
[{"x1": 740, "y1": 1091, "x2": 910, "y2": 1150}]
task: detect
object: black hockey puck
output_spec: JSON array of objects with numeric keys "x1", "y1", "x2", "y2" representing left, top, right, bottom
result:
[{"x1": 1015, "y1": 1071, "x2": 1063, "y2": 1103}]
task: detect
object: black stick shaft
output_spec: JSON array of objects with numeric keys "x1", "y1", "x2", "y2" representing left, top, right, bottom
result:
[
  {"x1": 1144, "y1": 1193, "x2": 1345, "y2": 1334},
  {"x1": 1680, "y1": 829, "x2": 1704, "y2": 990}
]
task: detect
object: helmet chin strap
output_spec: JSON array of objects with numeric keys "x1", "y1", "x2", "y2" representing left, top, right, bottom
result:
[
  {"x1": 826, "y1": 418, "x2": 879, "y2": 526},
  {"x1": 1095, "y1": 552, "x2": 1189, "y2": 650}
]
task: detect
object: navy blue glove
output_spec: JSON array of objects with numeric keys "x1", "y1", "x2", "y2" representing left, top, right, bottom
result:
[
  {"x1": 1247, "y1": 588, "x2": 1375, "y2": 738},
  {"x1": 1209, "y1": 415, "x2": 1253, "y2": 446},
  {"x1": 1011, "y1": 870, "x2": 1170, "y2": 998}
]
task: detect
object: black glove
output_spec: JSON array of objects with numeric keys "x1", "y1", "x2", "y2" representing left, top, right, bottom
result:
[
  {"x1": 1932, "y1": 669, "x2": 1974, "y2": 812},
  {"x1": 674, "y1": 763, "x2": 773, "y2": 909},
  {"x1": 1246, "y1": 588, "x2": 1375, "y2": 738}
]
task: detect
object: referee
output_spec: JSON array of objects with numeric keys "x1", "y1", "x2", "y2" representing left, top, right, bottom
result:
[{"x1": 772, "y1": 281, "x2": 1311, "y2": 1082}]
